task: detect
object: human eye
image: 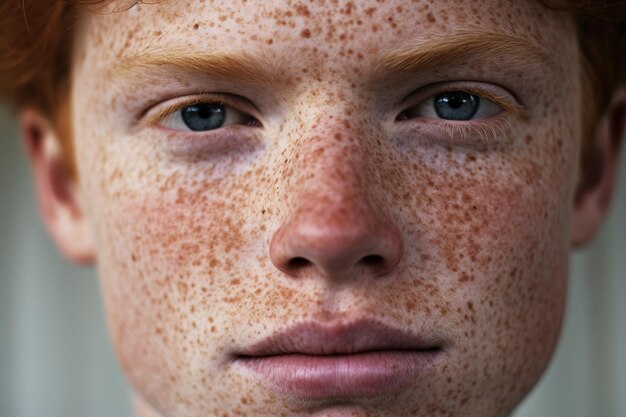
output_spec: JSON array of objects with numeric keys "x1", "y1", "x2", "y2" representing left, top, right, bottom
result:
[
  {"x1": 396, "y1": 82, "x2": 527, "y2": 146},
  {"x1": 400, "y1": 90, "x2": 500, "y2": 121},
  {"x1": 136, "y1": 94, "x2": 262, "y2": 157},
  {"x1": 142, "y1": 94, "x2": 260, "y2": 133}
]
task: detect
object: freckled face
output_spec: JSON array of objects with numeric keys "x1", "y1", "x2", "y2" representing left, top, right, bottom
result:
[{"x1": 71, "y1": 1, "x2": 580, "y2": 416}]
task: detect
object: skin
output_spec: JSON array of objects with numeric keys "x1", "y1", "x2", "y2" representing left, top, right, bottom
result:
[{"x1": 19, "y1": 0, "x2": 626, "y2": 416}]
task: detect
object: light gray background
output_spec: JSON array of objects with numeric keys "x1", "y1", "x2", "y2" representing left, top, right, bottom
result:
[{"x1": 0, "y1": 106, "x2": 625, "y2": 417}]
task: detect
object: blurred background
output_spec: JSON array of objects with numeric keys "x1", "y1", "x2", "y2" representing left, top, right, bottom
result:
[{"x1": 0, "y1": 105, "x2": 625, "y2": 417}]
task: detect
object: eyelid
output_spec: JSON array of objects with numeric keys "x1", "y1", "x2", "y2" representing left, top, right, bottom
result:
[
  {"x1": 138, "y1": 93, "x2": 260, "y2": 129},
  {"x1": 402, "y1": 117, "x2": 517, "y2": 149},
  {"x1": 395, "y1": 82, "x2": 529, "y2": 148},
  {"x1": 402, "y1": 82, "x2": 529, "y2": 120}
]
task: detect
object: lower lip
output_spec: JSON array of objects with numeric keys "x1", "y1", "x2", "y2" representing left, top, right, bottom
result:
[{"x1": 236, "y1": 350, "x2": 441, "y2": 399}]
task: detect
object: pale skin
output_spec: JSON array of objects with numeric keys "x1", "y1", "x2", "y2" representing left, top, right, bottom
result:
[{"x1": 21, "y1": 0, "x2": 626, "y2": 416}]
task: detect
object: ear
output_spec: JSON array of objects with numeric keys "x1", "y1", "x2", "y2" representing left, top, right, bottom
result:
[
  {"x1": 571, "y1": 89, "x2": 626, "y2": 247},
  {"x1": 20, "y1": 108, "x2": 95, "y2": 264}
]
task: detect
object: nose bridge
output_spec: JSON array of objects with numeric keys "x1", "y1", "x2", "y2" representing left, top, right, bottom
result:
[
  {"x1": 269, "y1": 115, "x2": 404, "y2": 282},
  {"x1": 291, "y1": 117, "x2": 376, "y2": 230},
  {"x1": 311, "y1": 139, "x2": 364, "y2": 198}
]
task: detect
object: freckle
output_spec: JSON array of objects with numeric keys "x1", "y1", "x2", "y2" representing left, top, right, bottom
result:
[
  {"x1": 193, "y1": 23, "x2": 199, "y2": 30},
  {"x1": 426, "y1": 12, "x2": 436, "y2": 23},
  {"x1": 458, "y1": 272, "x2": 474, "y2": 283},
  {"x1": 295, "y1": 4, "x2": 311, "y2": 17},
  {"x1": 300, "y1": 28, "x2": 311, "y2": 38},
  {"x1": 525, "y1": 134, "x2": 534, "y2": 144}
]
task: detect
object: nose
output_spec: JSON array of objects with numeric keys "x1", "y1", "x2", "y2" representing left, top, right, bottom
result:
[{"x1": 269, "y1": 131, "x2": 404, "y2": 283}]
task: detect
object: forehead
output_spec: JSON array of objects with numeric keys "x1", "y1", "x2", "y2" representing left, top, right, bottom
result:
[{"x1": 79, "y1": 0, "x2": 572, "y2": 78}]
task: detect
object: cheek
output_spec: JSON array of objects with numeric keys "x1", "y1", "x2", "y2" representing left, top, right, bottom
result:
[
  {"x1": 90, "y1": 170, "x2": 265, "y2": 410},
  {"x1": 397, "y1": 143, "x2": 572, "y2": 406}
]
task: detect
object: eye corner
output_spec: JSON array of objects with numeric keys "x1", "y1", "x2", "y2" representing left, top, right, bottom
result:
[{"x1": 395, "y1": 110, "x2": 410, "y2": 122}]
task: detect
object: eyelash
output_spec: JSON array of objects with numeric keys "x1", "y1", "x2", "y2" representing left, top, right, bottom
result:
[
  {"x1": 396, "y1": 84, "x2": 527, "y2": 145},
  {"x1": 408, "y1": 117, "x2": 516, "y2": 147},
  {"x1": 140, "y1": 94, "x2": 260, "y2": 130},
  {"x1": 141, "y1": 84, "x2": 526, "y2": 147},
  {"x1": 421, "y1": 85, "x2": 525, "y2": 116}
]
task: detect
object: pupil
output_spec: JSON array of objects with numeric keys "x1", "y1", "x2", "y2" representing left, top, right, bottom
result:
[
  {"x1": 181, "y1": 103, "x2": 226, "y2": 131},
  {"x1": 434, "y1": 92, "x2": 479, "y2": 120},
  {"x1": 448, "y1": 96, "x2": 464, "y2": 109}
]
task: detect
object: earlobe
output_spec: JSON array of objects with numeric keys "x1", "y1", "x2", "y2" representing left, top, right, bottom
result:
[
  {"x1": 571, "y1": 89, "x2": 626, "y2": 247},
  {"x1": 20, "y1": 108, "x2": 96, "y2": 264}
]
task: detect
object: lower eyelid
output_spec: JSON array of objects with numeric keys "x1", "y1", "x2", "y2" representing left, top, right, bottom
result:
[
  {"x1": 396, "y1": 115, "x2": 516, "y2": 149},
  {"x1": 158, "y1": 125, "x2": 261, "y2": 157}
]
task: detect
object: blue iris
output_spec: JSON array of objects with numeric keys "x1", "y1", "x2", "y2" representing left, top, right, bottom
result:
[
  {"x1": 181, "y1": 103, "x2": 226, "y2": 131},
  {"x1": 434, "y1": 92, "x2": 480, "y2": 120}
]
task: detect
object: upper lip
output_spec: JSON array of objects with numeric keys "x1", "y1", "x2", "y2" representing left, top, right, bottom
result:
[{"x1": 235, "y1": 318, "x2": 443, "y2": 357}]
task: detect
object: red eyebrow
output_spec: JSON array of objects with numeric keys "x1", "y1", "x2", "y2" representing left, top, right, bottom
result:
[
  {"x1": 107, "y1": 46, "x2": 285, "y2": 85},
  {"x1": 372, "y1": 29, "x2": 551, "y2": 76}
]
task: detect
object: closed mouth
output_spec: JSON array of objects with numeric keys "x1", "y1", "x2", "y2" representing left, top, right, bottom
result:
[{"x1": 233, "y1": 318, "x2": 445, "y2": 400}]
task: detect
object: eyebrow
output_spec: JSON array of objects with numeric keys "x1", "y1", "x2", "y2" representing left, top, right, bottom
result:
[
  {"x1": 372, "y1": 30, "x2": 552, "y2": 77},
  {"x1": 108, "y1": 30, "x2": 550, "y2": 87},
  {"x1": 106, "y1": 46, "x2": 284, "y2": 85}
]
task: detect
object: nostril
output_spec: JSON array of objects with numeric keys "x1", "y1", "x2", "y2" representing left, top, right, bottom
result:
[
  {"x1": 360, "y1": 254, "x2": 385, "y2": 268},
  {"x1": 269, "y1": 209, "x2": 405, "y2": 279},
  {"x1": 288, "y1": 257, "x2": 311, "y2": 270}
]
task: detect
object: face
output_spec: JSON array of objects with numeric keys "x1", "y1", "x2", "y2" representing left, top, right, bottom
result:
[{"x1": 69, "y1": 1, "x2": 581, "y2": 416}]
